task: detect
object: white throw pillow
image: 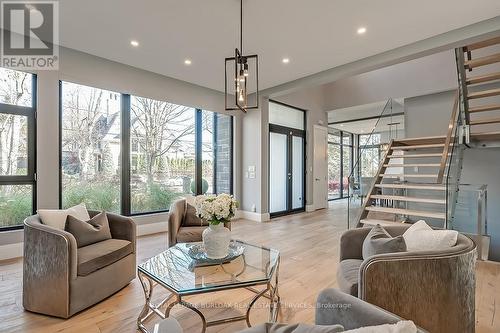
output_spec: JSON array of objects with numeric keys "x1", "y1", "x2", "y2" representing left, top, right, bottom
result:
[
  {"x1": 403, "y1": 220, "x2": 458, "y2": 251},
  {"x1": 343, "y1": 320, "x2": 417, "y2": 333},
  {"x1": 38, "y1": 203, "x2": 91, "y2": 230}
]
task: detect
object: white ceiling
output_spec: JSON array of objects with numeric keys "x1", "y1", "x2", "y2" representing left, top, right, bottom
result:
[{"x1": 58, "y1": 0, "x2": 500, "y2": 92}]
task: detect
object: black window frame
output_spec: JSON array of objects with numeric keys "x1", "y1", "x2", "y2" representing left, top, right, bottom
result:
[
  {"x1": 357, "y1": 133, "x2": 382, "y2": 178},
  {"x1": 59, "y1": 81, "x2": 233, "y2": 217},
  {"x1": 0, "y1": 70, "x2": 37, "y2": 231},
  {"x1": 268, "y1": 99, "x2": 307, "y2": 218},
  {"x1": 328, "y1": 130, "x2": 353, "y2": 201}
]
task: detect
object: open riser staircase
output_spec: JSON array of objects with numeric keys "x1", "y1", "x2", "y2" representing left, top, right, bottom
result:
[
  {"x1": 457, "y1": 36, "x2": 500, "y2": 143},
  {"x1": 357, "y1": 135, "x2": 454, "y2": 228}
]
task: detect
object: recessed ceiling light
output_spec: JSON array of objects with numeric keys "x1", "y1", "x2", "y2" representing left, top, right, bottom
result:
[
  {"x1": 130, "y1": 40, "x2": 139, "y2": 47},
  {"x1": 184, "y1": 59, "x2": 192, "y2": 65},
  {"x1": 357, "y1": 27, "x2": 367, "y2": 35},
  {"x1": 340, "y1": 124, "x2": 344, "y2": 127},
  {"x1": 282, "y1": 58, "x2": 290, "y2": 64}
]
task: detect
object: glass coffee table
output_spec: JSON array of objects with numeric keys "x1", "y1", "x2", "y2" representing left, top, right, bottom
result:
[{"x1": 137, "y1": 240, "x2": 280, "y2": 333}]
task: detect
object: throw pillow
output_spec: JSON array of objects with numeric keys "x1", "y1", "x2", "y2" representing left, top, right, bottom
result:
[
  {"x1": 66, "y1": 211, "x2": 112, "y2": 248},
  {"x1": 238, "y1": 323, "x2": 344, "y2": 333},
  {"x1": 183, "y1": 203, "x2": 208, "y2": 227},
  {"x1": 403, "y1": 220, "x2": 458, "y2": 251},
  {"x1": 38, "y1": 203, "x2": 91, "y2": 230},
  {"x1": 362, "y1": 224, "x2": 406, "y2": 260},
  {"x1": 343, "y1": 320, "x2": 417, "y2": 333}
]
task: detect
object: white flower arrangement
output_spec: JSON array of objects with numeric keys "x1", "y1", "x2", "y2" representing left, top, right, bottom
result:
[{"x1": 194, "y1": 193, "x2": 239, "y2": 225}]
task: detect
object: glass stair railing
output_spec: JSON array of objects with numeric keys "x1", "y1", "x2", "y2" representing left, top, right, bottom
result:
[
  {"x1": 347, "y1": 98, "x2": 398, "y2": 229},
  {"x1": 449, "y1": 184, "x2": 488, "y2": 260}
]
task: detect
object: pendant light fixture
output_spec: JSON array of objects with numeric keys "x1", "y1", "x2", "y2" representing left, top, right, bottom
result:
[{"x1": 225, "y1": 0, "x2": 259, "y2": 113}]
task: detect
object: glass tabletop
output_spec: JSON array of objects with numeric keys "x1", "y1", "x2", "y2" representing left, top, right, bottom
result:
[{"x1": 138, "y1": 240, "x2": 280, "y2": 295}]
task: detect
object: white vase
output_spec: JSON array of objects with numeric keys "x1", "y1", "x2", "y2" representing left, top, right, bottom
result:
[{"x1": 202, "y1": 223, "x2": 231, "y2": 259}]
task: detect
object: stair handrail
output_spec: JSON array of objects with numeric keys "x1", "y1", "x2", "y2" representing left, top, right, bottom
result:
[
  {"x1": 455, "y1": 47, "x2": 470, "y2": 143},
  {"x1": 437, "y1": 90, "x2": 459, "y2": 184}
]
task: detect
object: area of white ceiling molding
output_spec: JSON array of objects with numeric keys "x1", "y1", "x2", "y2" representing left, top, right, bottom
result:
[{"x1": 57, "y1": 1, "x2": 500, "y2": 93}]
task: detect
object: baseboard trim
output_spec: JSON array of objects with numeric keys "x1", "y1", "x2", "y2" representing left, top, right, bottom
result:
[
  {"x1": 137, "y1": 222, "x2": 168, "y2": 236},
  {"x1": 306, "y1": 204, "x2": 315, "y2": 212},
  {"x1": 0, "y1": 242, "x2": 23, "y2": 261},
  {"x1": 236, "y1": 210, "x2": 270, "y2": 222}
]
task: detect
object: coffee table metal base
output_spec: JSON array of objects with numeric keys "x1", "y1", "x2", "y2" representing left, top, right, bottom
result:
[{"x1": 137, "y1": 263, "x2": 280, "y2": 333}]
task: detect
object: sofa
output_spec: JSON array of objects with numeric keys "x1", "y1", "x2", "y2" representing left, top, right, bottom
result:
[
  {"x1": 168, "y1": 198, "x2": 231, "y2": 247},
  {"x1": 337, "y1": 225, "x2": 476, "y2": 333},
  {"x1": 154, "y1": 289, "x2": 426, "y2": 332},
  {"x1": 23, "y1": 210, "x2": 136, "y2": 318}
]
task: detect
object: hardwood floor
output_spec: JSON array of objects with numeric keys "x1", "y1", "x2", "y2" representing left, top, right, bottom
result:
[{"x1": 0, "y1": 201, "x2": 499, "y2": 333}]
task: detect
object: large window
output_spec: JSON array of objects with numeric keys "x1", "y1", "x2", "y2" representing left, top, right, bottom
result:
[
  {"x1": 130, "y1": 96, "x2": 195, "y2": 214},
  {"x1": 0, "y1": 68, "x2": 36, "y2": 229},
  {"x1": 359, "y1": 133, "x2": 381, "y2": 177},
  {"x1": 61, "y1": 82, "x2": 121, "y2": 212},
  {"x1": 60, "y1": 81, "x2": 233, "y2": 216},
  {"x1": 328, "y1": 130, "x2": 353, "y2": 200}
]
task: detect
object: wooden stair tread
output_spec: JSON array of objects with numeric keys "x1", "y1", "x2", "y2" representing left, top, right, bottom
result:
[
  {"x1": 375, "y1": 183, "x2": 445, "y2": 190},
  {"x1": 469, "y1": 104, "x2": 500, "y2": 113},
  {"x1": 365, "y1": 206, "x2": 446, "y2": 219},
  {"x1": 387, "y1": 153, "x2": 446, "y2": 158},
  {"x1": 465, "y1": 36, "x2": 500, "y2": 51},
  {"x1": 470, "y1": 131, "x2": 500, "y2": 141},
  {"x1": 370, "y1": 195, "x2": 446, "y2": 204},
  {"x1": 470, "y1": 117, "x2": 500, "y2": 125},
  {"x1": 467, "y1": 72, "x2": 500, "y2": 85},
  {"x1": 394, "y1": 136, "x2": 445, "y2": 145},
  {"x1": 464, "y1": 53, "x2": 500, "y2": 69},
  {"x1": 360, "y1": 219, "x2": 407, "y2": 227},
  {"x1": 392, "y1": 144, "x2": 445, "y2": 150},
  {"x1": 468, "y1": 88, "x2": 500, "y2": 99},
  {"x1": 380, "y1": 174, "x2": 437, "y2": 178},
  {"x1": 383, "y1": 163, "x2": 440, "y2": 167}
]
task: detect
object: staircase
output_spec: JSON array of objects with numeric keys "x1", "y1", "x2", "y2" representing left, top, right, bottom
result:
[
  {"x1": 358, "y1": 136, "x2": 451, "y2": 227},
  {"x1": 356, "y1": 95, "x2": 459, "y2": 228},
  {"x1": 456, "y1": 36, "x2": 500, "y2": 143}
]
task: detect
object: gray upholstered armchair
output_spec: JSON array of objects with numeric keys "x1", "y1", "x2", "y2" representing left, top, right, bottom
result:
[
  {"x1": 23, "y1": 210, "x2": 136, "y2": 318},
  {"x1": 337, "y1": 225, "x2": 476, "y2": 333},
  {"x1": 168, "y1": 198, "x2": 231, "y2": 247}
]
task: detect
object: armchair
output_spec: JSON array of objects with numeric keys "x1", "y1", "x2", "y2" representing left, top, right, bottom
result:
[
  {"x1": 337, "y1": 225, "x2": 476, "y2": 333},
  {"x1": 23, "y1": 210, "x2": 136, "y2": 318},
  {"x1": 168, "y1": 198, "x2": 231, "y2": 247}
]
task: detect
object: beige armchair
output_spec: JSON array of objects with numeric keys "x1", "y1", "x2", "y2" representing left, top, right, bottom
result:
[
  {"x1": 337, "y1": 225, "x2": 476, "y2": 333},
  {"x1": 23, "y1": 210, "x2": 136, "y2": 318},
  {"x1": 168, "y1": 198, "x2": 231, "y2": 247}
]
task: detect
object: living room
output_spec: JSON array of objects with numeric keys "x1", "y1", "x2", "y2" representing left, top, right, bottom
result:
[{"x1": 1, "y1": 1, "x2": 500, "y2": 332}]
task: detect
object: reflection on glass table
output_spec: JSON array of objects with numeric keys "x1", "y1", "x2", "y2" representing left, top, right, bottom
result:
[{"x1": 137, "y1": 240, "x2": 280, "y2": 333}]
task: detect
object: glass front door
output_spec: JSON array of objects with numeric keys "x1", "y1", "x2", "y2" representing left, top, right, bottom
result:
[{"x1": 269, "y1": 125, "x2": 305, "y2": 216}]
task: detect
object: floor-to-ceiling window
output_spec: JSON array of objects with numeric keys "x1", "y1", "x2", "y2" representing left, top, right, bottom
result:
[
  {"x1": 0, "y1": 68, "x2": 36, "y2": 230},
  {"x1": 60, "y1": 82, "x2": 121, "y2": 212},
  {"x1": 328, "y1": 129, "x2": 353, "y2": 200},
  {"x1": 60, "y1": 81, "x2": 233, "y2": 216},
  {"x1": 358, "y1": 133, "x2": 381, "y2": 177},
  {"x1": 269, "y1": 100, "x2": 305, "y2": 216}
]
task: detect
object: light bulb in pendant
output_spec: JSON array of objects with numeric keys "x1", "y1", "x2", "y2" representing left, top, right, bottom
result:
[{"x1": 243, "y1": 63, "x2": 249, "y2": 77}]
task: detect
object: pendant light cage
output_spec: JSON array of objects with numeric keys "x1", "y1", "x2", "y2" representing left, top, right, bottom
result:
[{"x1": 224, "y1": 0, "x2": 259, "y2": 112}]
